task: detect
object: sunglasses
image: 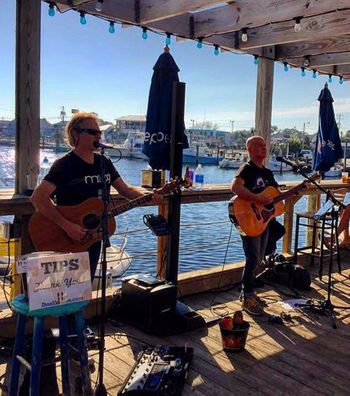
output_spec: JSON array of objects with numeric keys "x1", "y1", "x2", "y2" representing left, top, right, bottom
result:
[{"x1": 76, "y1": 128, "x2": 101, "y2": 136}]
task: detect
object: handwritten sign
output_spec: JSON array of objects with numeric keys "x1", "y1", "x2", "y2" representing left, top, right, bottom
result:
[{"x1": 18, "y1": 252, "x2": 92, "y2": 311}]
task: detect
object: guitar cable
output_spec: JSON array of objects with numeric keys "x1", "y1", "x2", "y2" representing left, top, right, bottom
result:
[{"x1": 209, "y1": 222, "x2": 238, "y2": 317}]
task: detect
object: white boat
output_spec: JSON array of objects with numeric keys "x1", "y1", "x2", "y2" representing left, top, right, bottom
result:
[
  {"x1": 106, "y1": 131, "x2": 147, "y2": 160},
  {"x1": 219, "y1": 151, "x2": 248, "y2": 169},
  {"x1": 183, "y1": 142, "x2": 223, "y2": 165},
  {"x1": 92, "y1": 239, "x2": 131, "y2": 291},
  {"x1": 324, "y1": 164, "x2": 342, "y2": 179},
  {"x1": 269, "y1": 157, "x2": 293, "y2": 172}
]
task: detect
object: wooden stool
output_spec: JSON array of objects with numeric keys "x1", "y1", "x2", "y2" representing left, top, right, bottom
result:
[
  {"x1": 9, "y1": 294, "x2": 90, "y2": 396},
  {"x1": 294, "y1": 206, "x2": 341, "y2": 279}
]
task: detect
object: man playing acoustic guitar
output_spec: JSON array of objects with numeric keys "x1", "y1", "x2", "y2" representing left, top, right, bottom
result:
[
  {"x1": 29, "y1": 112, "x2": 164, "y2": 394},
  {"x1": 31, "y1": 112, "x2": 163, "y2": 282},
  {"x1": 231, "y1": 136, "x2": 279, "y2": 315}
]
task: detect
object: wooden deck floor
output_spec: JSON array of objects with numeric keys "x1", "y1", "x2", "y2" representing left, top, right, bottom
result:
[{"x1": 0, "y1": 261, "x2": 350, "y2": 395}]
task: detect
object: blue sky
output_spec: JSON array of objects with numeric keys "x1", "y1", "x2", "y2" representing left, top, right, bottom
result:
[{"x1": 1, "y1": 0, "x2": 349, "y2": 133}]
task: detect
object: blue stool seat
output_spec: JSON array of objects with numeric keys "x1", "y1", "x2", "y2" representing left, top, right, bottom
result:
[{"x1": 9, "y1": 294, "x2": 91, "y2": 396}]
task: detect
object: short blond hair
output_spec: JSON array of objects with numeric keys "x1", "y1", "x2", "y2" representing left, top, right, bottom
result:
[
  {"x1": 65, "y1": 112, "x2": 99, "y2": 147},
  {"x1": 246, "y1": 135, "x2": 265, "y2": 151}
]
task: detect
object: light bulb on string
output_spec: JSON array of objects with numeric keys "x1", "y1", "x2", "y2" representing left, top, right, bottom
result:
[
  {"x1": 254, "y1": 55, "x2": 259, "y2": 65},
  {"x1": 142, "y1": 27, "x2": 148, "y2": 40},
  {"x1": 197, "y1": 38, "x2": 203, "y2": 49},
  {"x1": 301, "y1": 67, "x2": 306, "y2": 77},
  {"x1": 80, "y1": 11, "x2": 87, "y2": 25},
  {"x1": 241, "y1": 28, "x2": 248, "y2": 42},
  {"x1": 165, "y1": 33, "x2": 171, "y2": 45},
  {"x1": 95, "y1": 0, "x2": 103, "y2": 12},
  {"x1": 294, "y1": 17, "x2": 301, "y2": 32},
  {"x1": 108, "y1": 22, "x2": 115, "y2": 34},
  {"x1": 214, "y1": 45, "x2": 219, "y2": 56},
  {"x1": 283, "y1": 62, "x2": 289, "y2": 72},
  {"x1": 312, "y1": 70, "x2": 317, "y2": 79},
  {"x1": 328, "y1": 74, "x2": 333, "y2": 83},
  {"x1": 339, "y1": 76, "x2": 344, "y2": 85},
  {"x1": 48, "y1": 2, "x2": 55, "y2": 17}
]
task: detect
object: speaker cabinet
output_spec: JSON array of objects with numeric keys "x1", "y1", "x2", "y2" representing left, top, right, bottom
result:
[{"x1": 121, "y1": 275, "x2": 177, "y2": 334}]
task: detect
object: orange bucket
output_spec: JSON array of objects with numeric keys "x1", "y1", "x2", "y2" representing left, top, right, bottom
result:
[{"x1": 219, "y1": 320, "x2": 250, "y2": 352}]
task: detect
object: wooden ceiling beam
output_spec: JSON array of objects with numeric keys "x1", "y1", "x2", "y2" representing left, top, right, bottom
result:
[
  {"x1": 55, "y1": 0, "x2": 135, "y2": 23},
  {"x1": 140, "y1": 0, "x2": 227, "y2": 24},
  {"x1": 275, "y1": 35, "x2": 350, "y2": 58},
  {"x1": 55, "y1": 0, "x2": 228, "y2": 24},
  {"x1": 318, "y1": 65, "x2": 350, "y2": 75},
  {"x1": 240, "y1": 10, "x2": 350, "y2": 50},
  {"x1": 192, "y1": 0, "x2": 350, "y2": 37},
  {"x1": 286, "y1": 52, "x2": 350, "y2": 68}
]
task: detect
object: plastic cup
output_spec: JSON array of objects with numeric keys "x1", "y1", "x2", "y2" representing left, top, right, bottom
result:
[{"x1": 342, "y1": 172, "x2": 348, "y2": 183}]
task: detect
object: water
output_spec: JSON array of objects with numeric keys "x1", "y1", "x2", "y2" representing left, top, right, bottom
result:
[{"x1": 0, "y1": 147, "x2": 309, "y2": 277}]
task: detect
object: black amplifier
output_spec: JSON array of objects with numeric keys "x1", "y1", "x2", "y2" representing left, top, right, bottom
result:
[{"x1": 121, "y1": 274, "x2": 177, "y2": 334}]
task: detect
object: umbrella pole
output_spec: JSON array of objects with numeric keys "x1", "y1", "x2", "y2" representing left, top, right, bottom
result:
[{"x1": 166, "y1": 82, "x2": 186, "y2": 284}]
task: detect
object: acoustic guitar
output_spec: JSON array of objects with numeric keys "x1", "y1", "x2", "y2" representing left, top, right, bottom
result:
[
  {"x1": 29, "y1": 180, "x2": 180, "y2": 253},
  {"x1": 228, "y1": 176, "x2": 318, "y2": 237}
]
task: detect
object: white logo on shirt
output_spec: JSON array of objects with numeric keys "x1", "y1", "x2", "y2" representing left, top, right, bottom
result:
[{"x1": 84, "y1": 174, "x2": 111, "y2": 184}]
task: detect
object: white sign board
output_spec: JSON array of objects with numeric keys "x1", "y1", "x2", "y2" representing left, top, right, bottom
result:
[{"x1": 18, "y1": 252, "x2": 92, "y2": 311}]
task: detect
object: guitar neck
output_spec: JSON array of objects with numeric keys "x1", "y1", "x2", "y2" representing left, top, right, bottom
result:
[
  {"x1": 273, "y1": 183, "x2": 305, "y2": 204},
  {"x1": 110, "y1": 193, "x2": 153, "y2": 217}
]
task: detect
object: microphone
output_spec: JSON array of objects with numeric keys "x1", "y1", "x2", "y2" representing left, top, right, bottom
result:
[
  {"x1": 93, "y1": 140, "x2": 115, "y2": 149},
  {"x1": 275, "y1": 156, "x2": 300, "y2": 172}
]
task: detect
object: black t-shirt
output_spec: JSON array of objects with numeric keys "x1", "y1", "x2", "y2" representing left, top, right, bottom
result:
[
  {"x1": 236, "y1": 160, "x2": 278, "y2": 194},
  {"x1": 44, "y1": 151, "x2": 120, "y2": 206}
]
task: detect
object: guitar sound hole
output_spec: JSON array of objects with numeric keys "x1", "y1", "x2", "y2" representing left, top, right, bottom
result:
[{"x1": 83, "y1": 214, "x2": 101, "y2": 230}]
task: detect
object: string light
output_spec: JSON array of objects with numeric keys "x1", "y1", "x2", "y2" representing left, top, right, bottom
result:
[
  {"x1": 142, "y1": 27, "x2": 148, "y2": 40},
  {"x1": 214, "y1": 45, "x2": 220, "y2": 56},
  {"x1": 197, "y1": 38, "x2": 203, "y2": 49},
  {"x1": 80, "y1": 11, "x2": 87, "y2": 25},
  {"x1": 301, "y1": 67, "x2": 306, "y2": 77},
  {"x1": 328, "y1": 74, "x2": 333, "y2": 83},
  {"x1": 339, "y1": 76, "x2": 344, "y2": 85},
  {"x1": 294, "y1": 17, "x2": 302, "y2": 32},
  {"x1": 165, "y1": 33, "x2": 171, "y2": 45},
  {"x1": 254, "y1": 55, "x2": 259, "y2": 65},
  {"x1": 95, "y1": 0, "x2": 103, "y2": 12},
  {"x1": 283, "y1": 62, "x2": 289, "y2": 72},
  {"x1": 241, "y1": 28, "x2": 248, "y2": 42},
  {"x1": 109, "y1": 21, "x2": 115, "y2": 34},
  {"x1": 312, "y1": 70, "x2": 317, "y2": 79},
  {"x1": 48, "y1": 2, "x2": 55, "y2": 17}
]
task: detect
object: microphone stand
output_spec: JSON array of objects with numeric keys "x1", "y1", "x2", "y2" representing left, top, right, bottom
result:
[
  {"x1": 94, "y1": 147, "x2": 110, "y2": 396},
  {"x1": 290, "y1": 164, "x2": 345, "y2": 328}
]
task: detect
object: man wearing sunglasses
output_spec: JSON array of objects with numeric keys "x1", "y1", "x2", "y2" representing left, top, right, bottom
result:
[
  {"x1": 30, "y1": 112, "x2": 163, "y2": 394},
  {"x1": 32, "y1": 111, "x2": 163, "y2": 281}
]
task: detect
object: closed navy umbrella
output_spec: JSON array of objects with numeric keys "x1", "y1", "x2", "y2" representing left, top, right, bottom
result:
[
  {"x1": 313, "y1": 83, "x2": 343, "y2": 173},
  {"x1": 143, "y1": 47, "x2": 188, "y2": 170}
]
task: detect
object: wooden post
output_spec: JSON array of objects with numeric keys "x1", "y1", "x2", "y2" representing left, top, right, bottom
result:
[
  {"x1": 282, "y1": 196, "x2": 298, "y2": 254},
  {"x1": 307, "y1": 192, "x2": 320, "y2": 246},
  {"x1": 255, "y1": 49, "x2": 275, "y2": 164},
  {"x1": 15, "y1": 0, "x2": 41, "y2": 195}
]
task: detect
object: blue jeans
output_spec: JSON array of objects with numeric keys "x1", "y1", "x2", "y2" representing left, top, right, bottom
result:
[{"x1": 241, "y1": 227, "x2": 269, "y2": 295}]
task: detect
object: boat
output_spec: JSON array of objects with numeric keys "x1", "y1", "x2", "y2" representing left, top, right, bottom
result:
[
  {"x1": 324, "y1": 164, "x2": 342, "y2": 179},
  {"x1": 106, "y1": 131, "x2": 147, "y2": 160},
  {"x1": 269, "y1": 156, "x2": 293, "y2": 172},
  {"x1": 219, "y1": 151, "x2": 249, "y2": 169},
  {"x1": 183, "y1": 142, "x2": 223, "y2": 165},
  {"x1": 92, "y1": 239, "x2": 131, "y2": 291}
]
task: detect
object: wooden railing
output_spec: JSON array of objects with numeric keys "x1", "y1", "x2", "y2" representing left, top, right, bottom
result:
[{"x1": 0, "y1": 179, "x2": 349, "y2": 262}]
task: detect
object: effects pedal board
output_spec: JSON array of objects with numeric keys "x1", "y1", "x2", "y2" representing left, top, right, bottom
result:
[{"x1": 117, "y1": 345, "x2": 193, "y2": 396}]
